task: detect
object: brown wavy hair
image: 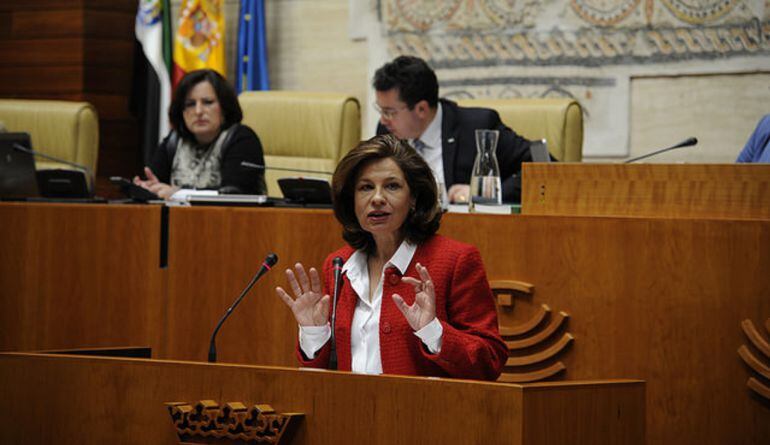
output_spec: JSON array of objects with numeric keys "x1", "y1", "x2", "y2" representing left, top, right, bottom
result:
[{"x1": 332, "y1": 134, "x2": 442, "y2": 254}]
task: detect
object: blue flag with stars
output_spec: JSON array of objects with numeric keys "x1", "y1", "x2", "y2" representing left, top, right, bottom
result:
[{"x1": 236, "y1": 0, "x2": 269, "y2": 92}]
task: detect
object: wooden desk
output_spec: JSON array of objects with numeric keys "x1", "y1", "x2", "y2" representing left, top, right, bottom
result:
[
  {"x1": 2, "y1": 202, "x2": 769, "y2": 444},
  {"x1": 0, "y1": 351, "x2": 645, "y2": 445},
  {"x1": 521, "y1": 163, "x2": 770, "y2": 219},
  {"x1": 164, "y1": 207, "x2": 770, "y2": 445}
]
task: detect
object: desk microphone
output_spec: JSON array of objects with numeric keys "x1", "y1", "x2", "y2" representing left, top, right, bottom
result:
[
  {"x1": 624, "y1": 137, "x2": 698, "y2": 164},
  {"x1": 208, "y1": 252, "x2": 279, "y2": 363},
  {"x1": 328, "y1": 256, "x2": 344, "y2": 370},
  {"x1": 240, "y1": 161, "x2": 333, "y2": 176}
]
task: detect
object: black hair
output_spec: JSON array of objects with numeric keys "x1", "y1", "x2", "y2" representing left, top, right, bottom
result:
[{"x1": 372, "y1": 55, "x2": 439, "y2": 109}]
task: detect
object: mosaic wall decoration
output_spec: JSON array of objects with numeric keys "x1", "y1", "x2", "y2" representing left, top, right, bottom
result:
[{"x1": 377, "y1": 0, "x2": 770, "y2": 156}]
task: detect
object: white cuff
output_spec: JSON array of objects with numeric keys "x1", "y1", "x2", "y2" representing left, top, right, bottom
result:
[
  {"x1": 299, "y1": 323, "x2": 331, "y2": 359},
  {"x1": 414, "y1": 317, "x2": 443, "y2": 354}
]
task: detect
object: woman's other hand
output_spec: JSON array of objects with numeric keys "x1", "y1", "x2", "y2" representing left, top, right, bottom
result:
[
  {"x1": 133, "y1": 167, "x2": 178, "y2": 199},
  {"x1": 393, "y1": 262, "x2": 437, "y2": 331},
  {"x1": 276, "y1": 263, "x2": 330, "y2": 327}
]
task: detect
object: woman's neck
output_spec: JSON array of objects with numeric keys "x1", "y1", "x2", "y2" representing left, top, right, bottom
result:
[
  {"x1": 195, "y1": 129, "x2": 220, "y2": 146},
  {"x1": 370, "y1": 233, "x2": 403, "y2": 263}
]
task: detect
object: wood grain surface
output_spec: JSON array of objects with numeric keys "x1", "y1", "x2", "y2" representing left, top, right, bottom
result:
[
  {"x1": 2, "y1": 202, "x2": 769, "y2": 444},
  {"x1": 0, "y1": 1, "x2": 142, "y2": 181},
  {"x1": 0, "y1": 202, "x2": 165, "y2": 352},
  {"x1": 521, "y1": 163, "x2": 770, "y2": 219},
  {"x1": 0, "y1": 352, "x2": 645, "y2": 445}
]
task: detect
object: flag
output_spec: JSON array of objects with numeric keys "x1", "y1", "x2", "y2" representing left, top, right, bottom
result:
[
  {"x1": 173, "y1": 0, "x2": 226, "y2": 87},
  {"x1": 236, "y1": 0, "x2": 269, "y2": 92},
  {"x1": 135, "y1": 0, "x2": 173, "y2": 164}
]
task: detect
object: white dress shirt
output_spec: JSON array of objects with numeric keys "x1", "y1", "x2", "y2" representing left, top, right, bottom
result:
[
  {"x1": 299, "y1": 240, "x2": 443, "y2": 374},
  {"x1": 411, "y1": 103, "x2": 446, "y2": 191}
]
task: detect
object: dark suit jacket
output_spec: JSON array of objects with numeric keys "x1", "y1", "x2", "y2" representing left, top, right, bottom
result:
[{"x1": 377, "y1": 98, "x2": 532, "y2": 203}]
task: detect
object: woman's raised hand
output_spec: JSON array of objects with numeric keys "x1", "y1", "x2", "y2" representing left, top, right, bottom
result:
[
  {"x1": 133, "y1": 167, "x2": 178, "y2": 199},
  {"x1": 276, "y1": 263, "x2": 330, "y2": 327},
  {"x1": 392, "y1": 262, "x2": 437, "y2": 331}
]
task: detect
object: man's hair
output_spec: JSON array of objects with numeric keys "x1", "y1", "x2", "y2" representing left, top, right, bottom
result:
[
  {"x1": 332, "y1": 134, "x2": 442, "y2": 254},
  {"x1": 372, "y1": 55, "x2": 439, "y2": 109},
  {"x1": 168, "y1": 69, "x2": 243, "y2": 143}
]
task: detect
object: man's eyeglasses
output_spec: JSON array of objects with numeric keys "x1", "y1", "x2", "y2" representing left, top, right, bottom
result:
[{"x1": 373, "y1": 103, "x2": 409, "y2": 120}]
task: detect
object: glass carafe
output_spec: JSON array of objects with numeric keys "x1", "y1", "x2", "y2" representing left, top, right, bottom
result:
[{"x1": 470, "y1": 129, "x2": 502, "y2": 208}]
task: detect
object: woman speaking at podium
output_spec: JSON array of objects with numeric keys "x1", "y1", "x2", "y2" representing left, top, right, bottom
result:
[
  {"x1": 133, "y1": 69, "x2": 266, "y2": 198},
  {"x1": 276, "y1": 135, "x2": 507, "y2": 380}
]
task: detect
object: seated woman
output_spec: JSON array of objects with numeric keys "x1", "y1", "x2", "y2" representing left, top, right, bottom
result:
[
  {"x1": 276, "y1": 134, "x2": 507, "y2": 380},
  {"x1": 737, "y1": 114, "x2": 770, "y2": 163},
  {"x1": 134, "y1": 69, "x2": 266, "y2": 198}
]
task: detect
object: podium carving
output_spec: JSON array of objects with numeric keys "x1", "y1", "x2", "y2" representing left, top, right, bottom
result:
[
  {"x1": 492, "y1": 280, "x2": 574, "y2": 383},
  {"x1": 738, "y1": 318, "x2": 770, "y2": 401},
  {"x1": 165, "y1": 400, "x2": 304, "y2": 444}
]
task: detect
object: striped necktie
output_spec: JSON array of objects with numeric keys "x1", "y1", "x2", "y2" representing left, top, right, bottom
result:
[{"x1": 413, "y1": 139, "x2": 427, "y2": 155}]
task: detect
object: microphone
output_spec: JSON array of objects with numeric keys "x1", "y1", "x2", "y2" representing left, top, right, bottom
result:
[
  {"x1": 624, "y1": 137, "x2": 698, "y2": 164},
  {"x1": 240, "y1": 161, "x2": 332, "y2": 176},
  {"x1": 208, "y1": 252, "x2": 279, "y2": 363},
  {"x1": 12, "y1": 142, "x2": 93, "y2": 182},
  {"x1": 328, "y1": 256, "x2": 344, "y2": 370}
]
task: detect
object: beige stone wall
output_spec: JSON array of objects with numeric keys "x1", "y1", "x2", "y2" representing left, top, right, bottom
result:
[
  {"x1": 623, "y1": 72, "x2": 770, "y2": 164},
  {"x1": 264, "y1": 0, "x2": 369, "y2": 127},
  {"x1": 175, "y1": 0, "x2": 770, "y2": 163}
]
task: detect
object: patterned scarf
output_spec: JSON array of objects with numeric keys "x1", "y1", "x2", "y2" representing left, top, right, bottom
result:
[{"x1": 170, "y1": 127, "x2": 232, "y2": 189}]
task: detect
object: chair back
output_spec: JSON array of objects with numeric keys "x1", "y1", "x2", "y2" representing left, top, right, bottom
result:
[
  {"x1": 239, "y1": 91, "x2": 361, "y2": 196},
  {"x1": 457, "y1": 98, "x2": 583, "y2": 162},
  {"x1": 0, "y1": 99, "x2": 99, "y2": 173}
]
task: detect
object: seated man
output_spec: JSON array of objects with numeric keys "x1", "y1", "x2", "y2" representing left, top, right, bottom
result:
[
  {"x1": 736, "y1": 114, "x2": 770, "y2": 163},
  {"x1": 373, "y1": 55, "x2": 533, "y2": 203}
]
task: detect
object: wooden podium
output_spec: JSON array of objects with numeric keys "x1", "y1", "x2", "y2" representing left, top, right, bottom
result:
[
  {"x1": 0, "y1": 349, "x2": 644, "y2": 445},
  {"x1": 521, "y1": 163, "x2": 770, "y2": 219}
]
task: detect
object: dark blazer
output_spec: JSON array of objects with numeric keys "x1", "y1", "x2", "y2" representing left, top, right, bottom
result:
[
  {"x1": 149, "y1": 124, "x2": 267, "y2": 194},
  {"x1": 377, "y1": 98, "x2": 532, "y2": 203}
]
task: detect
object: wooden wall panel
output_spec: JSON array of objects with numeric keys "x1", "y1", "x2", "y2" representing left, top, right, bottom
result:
[
  {"x1": 0, "y1": 39, "x2": 84, "y2": 66},
  {"x1": 0, "y1": 0, "x2": 142, "y2": 181},
  {"x1": 0, "y1": 203, "x2": 165, "y2": 352},
  {"x1": 0, "y1": 0, "x2": 135, "y2": 12},
  {"x1": 162, "y1": 208, "x2": 345, "y2": 363},
  {"x1": 4, "y1": 10, "x2": 134, "y2": 38},
  {"x1": 9, "y1": 10, "x2": 88, "y2": 37},
  {"x1": 0, "y1": 66, "x2": 83, "y2": 94}
]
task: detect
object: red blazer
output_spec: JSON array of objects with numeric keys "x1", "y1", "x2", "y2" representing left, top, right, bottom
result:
[{"x1": 297, "y1": 235, "x2": 507, "y2": 381}]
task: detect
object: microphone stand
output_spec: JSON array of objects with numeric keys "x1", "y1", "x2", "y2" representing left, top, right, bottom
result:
[
  {"x1": 208, "y1": 253, "x2": 278, "y2": 363},
  {"x1": 624, "y1": 137, "x2": 698, "y2": 164},
  {"x1": 13, "y1": 142, "x2": 93, "y2": 189},
  {"x1": 240, "y1": 161, "x2": 333, "y2": 176},
  {"x1": 328, "y1": 256, "x2": 344, "y2": 370}
]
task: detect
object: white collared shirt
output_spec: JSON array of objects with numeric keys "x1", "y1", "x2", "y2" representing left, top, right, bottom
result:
[
  {"x1": 411, "y1": 103, "x2": 446, "y2": 189},
  {"x1": 299, "y1": 240, "x2": 443, "y2": 374}
]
